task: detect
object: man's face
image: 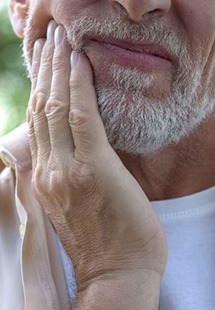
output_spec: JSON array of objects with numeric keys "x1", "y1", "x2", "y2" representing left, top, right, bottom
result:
[{"x1": 23, "y1": 0, "x2": 215, "y2": 155}]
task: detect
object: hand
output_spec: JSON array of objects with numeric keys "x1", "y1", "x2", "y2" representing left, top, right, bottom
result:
[{"x1": 27, "y1": 20, "x2": 167, "y2": 307}]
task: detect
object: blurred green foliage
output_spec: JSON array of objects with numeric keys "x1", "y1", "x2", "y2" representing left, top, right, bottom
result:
[{"x1": 0, "y1": 1, "x2": 30, "y2": 137}]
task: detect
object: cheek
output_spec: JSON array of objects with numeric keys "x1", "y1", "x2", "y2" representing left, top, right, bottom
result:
[
  {"x1": 201, "y1": 42, "x2": 215, "y2": 96},
  {"x1": 50, "y1": 0, "x2": 99, "y2": 32},
  {"x1": 174, "y1": 0, "x2": 215, "y2": 93},
  {"x1": 24, "y1": 0, "x2": 94, "y2": 74},
  {"x1": 174, "y1": 0, "x2": 215, "y2": 61},
  {"x1": 24, "y1": 1, "x2": 52, "y2": 65},
  {"x1": 51, "y1": 1, "x2": 87, "y2": 25}
]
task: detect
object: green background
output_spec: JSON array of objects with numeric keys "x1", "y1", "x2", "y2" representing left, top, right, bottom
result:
[{"x1": 0, "y1": 1, "x2": 30, "y2": 137}]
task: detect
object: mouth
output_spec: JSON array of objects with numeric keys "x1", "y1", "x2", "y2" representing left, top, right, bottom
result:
[{"x1": 88, "y1": 36, "x2": 173, "y2": 72}]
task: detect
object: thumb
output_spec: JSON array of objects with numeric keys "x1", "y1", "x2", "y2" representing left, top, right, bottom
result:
[{"x1": 69, "y1": 51, "x2": 109, "y2": 161}]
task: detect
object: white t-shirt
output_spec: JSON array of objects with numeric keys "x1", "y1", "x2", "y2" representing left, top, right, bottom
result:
[
  {"x1": 152, "y1": 186, "x2": 215, "y2": 310},
  {"x1": 59, "y1": 186, "x2": 215, "y2": 309}
]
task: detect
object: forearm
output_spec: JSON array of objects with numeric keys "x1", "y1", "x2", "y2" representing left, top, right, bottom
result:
[{"x1": 74, "y1": 270, "x2": 162, "y2": 310}]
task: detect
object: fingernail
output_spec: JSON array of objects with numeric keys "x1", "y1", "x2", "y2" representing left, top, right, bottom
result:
[
  {"x1": 55, "y1": 26, "x2": 64, "y2": 47},
  {"x1": 47, "y1": 20, "x2": 57, "y2": 41},
  {"x1": 33, "y1": 39, "x2": 44, "y2": 62},
  {"x1": 71, "y1": 51, "x2": 79, "y2": 71}
]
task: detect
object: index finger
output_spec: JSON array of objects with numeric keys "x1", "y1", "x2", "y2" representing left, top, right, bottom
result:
[
  {"x1": 69, "y1": 52, "x2": 109, "y2": 160},
  {"x1": 30, "y1": 39, "x2": 45, "y2": 96}
]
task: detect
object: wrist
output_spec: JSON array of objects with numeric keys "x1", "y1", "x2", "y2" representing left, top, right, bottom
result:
[{"x1": 74, "y1": 269, "x2": 162, "y2": 310}]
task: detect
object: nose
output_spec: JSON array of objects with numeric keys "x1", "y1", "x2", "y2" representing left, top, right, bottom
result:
[{"x1": 111, "y1": 0, "x2": 172, "y2": 22}]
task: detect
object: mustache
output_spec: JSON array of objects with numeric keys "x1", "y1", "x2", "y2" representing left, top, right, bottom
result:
[{"x1": 66, "y1": 15, "x2": 190, "y2": 60}]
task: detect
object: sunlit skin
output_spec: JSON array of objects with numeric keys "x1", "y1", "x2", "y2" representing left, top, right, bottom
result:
[{"x1": 9, "y1": 0, "x2": 215, "y2": 201}]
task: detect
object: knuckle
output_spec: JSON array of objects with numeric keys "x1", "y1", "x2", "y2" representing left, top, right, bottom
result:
[
  {"x1": 49, "y1": 171, "x2": 65, "y2": 200},
  {"x1": 32, "y1": 161, "x2": 65, "y2": 206},
  {"x1": 69, "y1": 109, "x2": 89, "y2": 128},
  {"x1": 45, "y1": 98, "x2": 65, "y2": 116},
  {"x1": 69, "y1": 163, "x2": 99, "y2": 195},
  {"x1": 31, "y1": 91, "x2": 48, "y2": 114},
  {"x1": 32, "y1": 164, "x2": 45, "y2": 197},
  {"x1": 43, "y1": 53, "x2": 53, "y2": 62}
]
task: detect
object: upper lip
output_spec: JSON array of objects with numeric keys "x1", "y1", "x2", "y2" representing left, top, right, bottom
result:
[{"x1": 91, "y1": 36, "x2": 173, "y2": 62}]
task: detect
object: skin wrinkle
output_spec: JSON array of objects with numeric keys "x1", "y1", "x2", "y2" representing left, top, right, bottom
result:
[
  {"x1": 14, "y1": 0, "x2": 215, "y2": 199},
  {"x1": 201, "y1": 39, "x2": 215, "y2": 99}
]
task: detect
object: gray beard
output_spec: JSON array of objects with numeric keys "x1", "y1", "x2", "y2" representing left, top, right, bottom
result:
[
  {"x1": 24, "y1": 15, "x2": 215, "y2": 155},
  {"x1": 65, "y1": 16, "x2": 215, "y2": 155},
  {"x1": 95, "y1": 65, "x2": 214, "y2": 155}
]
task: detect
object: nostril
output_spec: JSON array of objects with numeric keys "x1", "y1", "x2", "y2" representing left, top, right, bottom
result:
[
  {"x1": 149, "y1": 9, "x2": 161, "y2": 14},
  {"x1": 148, "y1": 8, "x2": 164, "y2": 18}
]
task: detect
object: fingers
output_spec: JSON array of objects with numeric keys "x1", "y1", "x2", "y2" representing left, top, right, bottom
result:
[
  {"x1": 28, "y1": 18, "x2": 109, "y2": 172},
  {"x1": 69, "y1": 52, "x2": 109, "y2": 161},
  {"x1": 28, "y1": 20, "x2": 74, "y2": 172},
  {"x1": 35, "y1": 20, "x2": 58, "y2": 103},
  {"x1": 31, "y1": 21, "x2": 58, "y2": 162},
  {"x1": 31, "y1": 39, "x2": 45, "y2": 94},
  {"x1": 45, "y1": 26, "x2": 74, "y2": 156},
  {"x1": 27, "y1": 39, "x2": 45, "y2": 168}
]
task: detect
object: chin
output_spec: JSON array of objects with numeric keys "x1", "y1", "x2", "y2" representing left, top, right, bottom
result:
[{"x1": 93, "y1": 67, "x2": 214, "y2": 156}]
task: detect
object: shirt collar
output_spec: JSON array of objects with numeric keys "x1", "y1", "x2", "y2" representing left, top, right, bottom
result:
[{"x1": 0, "y1": 123, "x2": 32, "y2": 170}]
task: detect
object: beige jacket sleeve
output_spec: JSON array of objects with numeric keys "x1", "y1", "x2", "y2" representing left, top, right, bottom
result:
[
  {"x1": 0, "y1": 166, "x2": 25, "y2": 308},
  {"x1": 0, "y1": 124, "x2": 72, "y2": 309}
]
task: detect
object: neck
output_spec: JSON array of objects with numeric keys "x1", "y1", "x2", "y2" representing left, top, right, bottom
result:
[{"x1": 116, "y1": 111, "x2": 215, "y2": 201}]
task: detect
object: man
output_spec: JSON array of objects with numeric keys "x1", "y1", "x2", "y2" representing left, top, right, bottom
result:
[{"x1": 1, "y1": 0, "x2": 215, "y2": 309}]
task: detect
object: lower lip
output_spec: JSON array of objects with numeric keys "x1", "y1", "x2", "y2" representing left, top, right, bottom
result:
[{"x1": 89, "y1": 40, "x2": 172, "y2": 72}]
